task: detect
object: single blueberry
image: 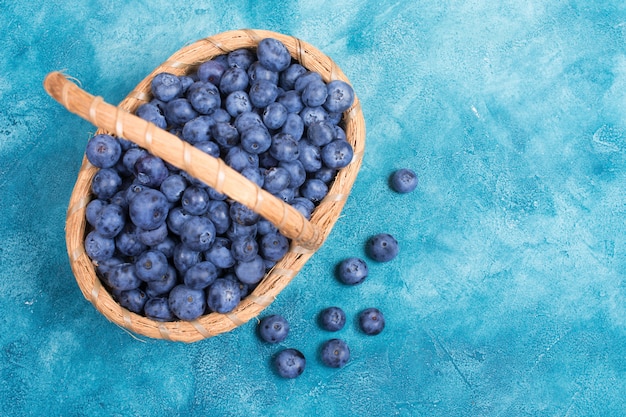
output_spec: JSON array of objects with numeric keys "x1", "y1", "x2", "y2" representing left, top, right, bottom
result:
[
  {"x1": 262, "y1": 102, "x2": 288, "y2": 130},
  {"x1": 196, "y1": 59, "x2": 226, "y2": 85},
  {"x1": 280, "y1": 112, "x2": 305, "y2": 140},
  {"x1": 318, "y1": 307, "x2": 346, "y2": 331},
  {"x1": 366, "y1": 233, "x2": 399, "y2": 262},
  {"x1": 144, "y1": 297, "x2": 175, "y2": 322},
  {"x1": 134, "y1": 154, "x2": 169, "y2": 188},
  {"x1": 180, "y1": 215, "x2": 216, "y2": 252},
  {"x1": 135, "y1": 249, "x2": 169, "y2": 282},
  {"x1": 107, "y1": 262, "x2": 141, "y2": 292},
  {"x1": 206, "y1": 278, "x2": 241, "y2": 313},
  {"x1": 279, "y1": 63, "x2": 307, "y2": 90},
  {"x1": 359, "y1": 308, "x2": 385, "y2": 335},
  {"x1": 390, "y1": 168, "x2": 418, "y2": 193},
  {"x1": 320, "y1": 338, "x2": 350, "y2": 368},
  {"x1": 128, "y1": 188, "x2": 169, "y2": 231},
  {"x1": 187, "y1": 81, "x2": 221, "y2": 115},
  {"x1": 277, "y1": 90, "x2": 304, "y2": 114},
  {"x1": 269, "y1": 133, "x2": 299, "y2": 162},
  {"x1": 117, "y1": 288, "x2": 147, "y2": 314},
  {"x1": 136, "y1": 102, "x2": 167, "y2": 130},
  {"x1": 181, "y1": 186, "x2": 210, "y2": 216},
  {"x1": 300, "y1": 178, "x2": 328, "y2": 203},
  {"x1": 151, "y1": 72, "x2": 182, "y2": 102},
  {"x1": 259, "y1": 232, "x2": 289, "y2": 262},
  {"x1": 160, "y1": 174, "x2": 188, "y2": 203},
  {"x1": 274, "y1": 348, "x2": 306, "y2": 379},
  {"x1": 172, "y1": 243, "x2": 201, "y2": 275},
  {"x1": 240, "y1": 126, "x2": 272, "y2": 155},
  {"x1": 84, "y1": 230, "x2": 115, "y2": 262},
  {"x1": 182, "y1": 115, "x2": 215, "y2": 144},
  {"x1": 258, "y1": 314, "x2": 290, "y2": 343},
  {"x1": 225, "y1": 90, "x2": 252, "y2": 117},
  {"x1": 204, "y1": 237, "x2": 236, "y2": 269},
  {"x1": 91, "y1": 168, "x2": 122, "y2": 200},
  {"x1": 94, "y1": 203, "x2": 126, "y2": 238},
  {"x1": 257, "y1": 38, "x2": 292, "y2": 73},
  {"x1": 137, "y1": 222, "x2": 169, "y2": 246},
  {"x1": 323, "y1": 80, "x2": 355, "y2": 113},
  {"x1": 337, "y1": 257, "x2": 368, "y2": 285},
  {"x1": 234, "y1": 255, "x2": 266, "y2": 285},
  {"x1": 164, "y1": 98, "x2": 199, "y2": 126},
  {"x1": 219, "y1": 67, "x2": 249, "y2": 95},
  {"x1": 321, "y1": 139, "x2": 354, "y2": 169}
]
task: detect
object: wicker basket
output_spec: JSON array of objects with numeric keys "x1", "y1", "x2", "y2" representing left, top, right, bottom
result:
[{"x1": 43, "y1": 29, "x2": 365, "y2": 342}]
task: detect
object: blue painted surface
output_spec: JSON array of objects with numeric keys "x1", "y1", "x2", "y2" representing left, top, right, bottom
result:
[{"x1": 2, "y1": 1, "x2": 626, "y2": 416}]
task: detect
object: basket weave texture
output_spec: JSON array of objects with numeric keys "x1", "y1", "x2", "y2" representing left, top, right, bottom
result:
[{"x1": 44, "y1": 29, "x2": 365, "y2": 342}]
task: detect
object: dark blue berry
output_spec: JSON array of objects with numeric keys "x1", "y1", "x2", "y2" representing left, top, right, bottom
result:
[
  {"x1": 274, "y1": 348, "x2": 305, "y2": 379},
  {"x1": 390, "y1": 168, "x2": 418, "y2": 193},
  {"x1": 168, "y1": 285, "x2": 206, "y2": 320},
  {"x1": 85, "y1": 134, "x2": 122, "y2": 168},
  {"x1": 337, "y1": 257, "x2": 368, "y2": 285},
  {"x1": 359, "y1": 308, "x2": 385, "y2": 335},
  {"x1": 206, "y1": 278, "x2": 241, "y2": 313},
  {"x1": 366, "y1": 233, "x2": 399, "y2": 262},
  {"x1": 258, "y1": 314, "x2": 290, "y2": 343},
  {"x1": 318, "y1": 307, "x2": 346, "y2": 331},
  {"x1": 257, "y1": 38, "x2": 292, "y2": 73}
]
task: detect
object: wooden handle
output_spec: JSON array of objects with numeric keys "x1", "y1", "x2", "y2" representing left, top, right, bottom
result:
[{"x1": 44, "y1": 71, "x2": 322, "y2": 249}]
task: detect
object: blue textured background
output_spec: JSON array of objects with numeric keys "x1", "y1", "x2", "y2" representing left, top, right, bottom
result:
[{"x1": 2, "y1": 1, "x2": 626, "y2": 416}]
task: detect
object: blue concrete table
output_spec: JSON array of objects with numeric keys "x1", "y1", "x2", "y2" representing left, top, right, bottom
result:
[{"x1": 1, "y1": 1, "x2": 625, "y2": 416}]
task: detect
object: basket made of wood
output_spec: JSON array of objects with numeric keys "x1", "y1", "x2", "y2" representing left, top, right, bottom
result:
[{"x1": 44, "y1": 29, "x2": 365, "y2": 342}]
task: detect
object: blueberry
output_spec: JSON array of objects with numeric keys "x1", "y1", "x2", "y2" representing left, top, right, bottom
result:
[
  {"x1": 320, "y1": 338, "x2": 350, "y2": 368},
  {"x1": 136, "y1": 102, "x2": 167, "y2": 130},
  {"x1": 137, "y1": 222, "x2": 169, "y2": 246},
  {"x1": 337, "y1": 257, "x2": 368, "y2": 285},
  {"x1": 231, "y1": 235, "x2": 258, "y2": 262},
  {"x1": 269, "y1": 133, "x2": 299, "y2": 162},
  {"x1": 274, "y1": 348, "x2": 305, "y2": 379},
  {"x1": 294, "y1": 71, "x2": 322, "y2": 93},
  {"x1": 256, "y1": 38, "x2": 292, "y2": 73},
  {"x1": 91, "y1": 168, "x2": 122, "y2": 200},
  {"x1": 259, "y1": 231, "x2": 289, "y2": 262},
  {"x1": 172, "y1": 243, "x2": 201, "y2": 274},
  {"x1": 122, "y1": 147, "x2": 148, "y2": 174},
  {"x1": 228, "y1": 48, "x2": 255, "y2": 70},
  {"x1": 280, "y1": 112, "x2": 305, "y2": 140},
  {"x1": 225, "y1": 90, "x2": 252, "y2": 117},
  {"x1": 277, "y1": 90, "x2": 304, "y2": 114},
  {"x1": 211, "y1": 122, "x2": 239, "y2": 148},
  {"x1": 196, "y1": 59, "x2": 226, "y2": 84},
  {"x1": 318, "y1": 307, "x2": 346, "y2": 331},
  {"x1": 86, "y1": 199, "x2": 106, "y2": 227},
  {"x1": 219, "y1": 67, "x2": 249, "y2": 95},
  {"x1": 224, "y1": 146, "x2": 259, "y2": 172},
  {"x1": 94, "y1": 203, "x2": 125, "y2": 238},
  {"x1": 234, "y1": 111, "x2": 264, "y2": 133},
  {"x1": 300, "y1": 106, "x2": 329, "y2": 127},
  {"x1": 262, "y1": 102, "x2": 288, "y2": 130},
  {"x1": 164, "y1": 98, "x2": 199, "y2": 126},
  {"x1": 117, "y1": 288, "x2": 147, "y2": 314},
  {"x1": 230, "y1": 201, "x2": 260, "y2": 226},
  {"x1": 240, "y1": 126, "x2": 272, "y2": 155},
  {"x1": 123, "y1": 181, "x2": 147, "y2": 205},
  {"x1": 135, "y1": 250, "x2": 169, "y2": 282},
  {"x1": 301, "y1": 79, "x2": 328, "y2": 107},
  {"x1": 241, "y1": 166, "x2": 264, "y2": 187},
  {"x1": 274, "y1": 187, "x2": 296, "y2": 203},
  {"x1": 323, "y1": 80, "x2": 355, "y2": 113},
  {"x1": 307, "y1": 121, "x2": 335, "y2": 147},
  {"x1": 179, "y1": 75, "x2": 195, "y2": 94},
  {"x1": 257, "y1": 218, "x2": 278, "y2": 236},
  {"x1": 107, "y1": 262, "x2": 141, "y2": 291},
  {"x1": 298, "y1": 140, "x2": 322, "y2": 173},
  {"x1": 390, "y1": 168, "x2": 418, "y2": 193},
  {"x1": 145, "y1": 265, "x2": 178, "y2": 297},
  {"x1": 194, "y1": 140, "x2": 221, "y2": 158},
  {"x1": 279, "y1": 160, "x2": 306, "y2": 189},
  {"x1": 151, "y1": 236, "x2": 176, "y2": 258},
  {"x1": 85, "y1": 134, "x2": 122, "y2": 168},
  {"x1": 258, "y1": 151, "x2": 279, "y2": 169},
  {"x1": 234, "y1": 255, "x2": 266, "y2": 285},
  {"x1": 262, "y1": 166, "x2": 291, "y2": 194},
  {"x1": 181, "y1": 186, "x2": 210, "y2": 216},
  {"x1": 211, "y1": 108, "x2": 231, "y2": 123},
  {"x1": 258, "y1": 314, "x2": 290, "y2": 343},
  {"x1": 248, "y1": 80, "x2": 279, "y2": 108},
  {"x1": 366, "y1": 233, "x2": 399, "y2": 262},
  {"x1": 115, "y1": 225, "x2": 147, "y2": 257},
  {"x1": 144, "y1": 297, "x2": 174, "y2": 322},
  {"x1": 187, "y1": 81, "x2": 221, "y2": 115},
  {"x1": 204, "y1": 237, "x2": 236, "y2": 269},
  {"x1": 160, "y1": 174, "x2": 187, "y2": 203},
  {"x1": 300, "y1": 179, "x2": 328, "y2": 203},
  {"x1": 182, "y1": 115, "x2": 215, "y2": 144},
  {"x1": 166, "y1": 206, "x2": 192, "y2": 235},
  {"x1": 321, "y1": 139, "x2": 354, "y2": 169},
  {"x1": 151, "y1": 72, "x2": 182, "y2": 102},
  {"x1": 314, "y1": 167, "x2": 337, "y2": 184},
  {"x1": 206, "y1": 200, "x2": 231, "y2": 235},
  {"x1": 226, "y1": 222, "x2": 257, "y2": 241},
  {"x1": 84, "y1": 230, "x2": 115, "y2": 262},
  {"x1": 279, "y1": 63, "x2": 307, "y2": 90},
  {"x1": 206, "y1": 278, "x2": 241, "y2": 313},
  {"x1": 180, "y1": 215, "x2": 216, "y2": 252},
  {"x1": 128, "y1": 188, "x2": 169, "y2": 231},
  {"x1": 290, "y1": 197, "x2": 315, "y2": 220},
  {"x1": 359, "y1": 308, "x2": 385, "y2": 335},
  {"x1": 247, "y1": 61, "x2": 279, "y2": 84},
  {"x1": 168, "y1": 284, "x2": 206, "y2": 321},
  {"x1": 134, "y1": 154, "x2": 169, "y2": 188}
]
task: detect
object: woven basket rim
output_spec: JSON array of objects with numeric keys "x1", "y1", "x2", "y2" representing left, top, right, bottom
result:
[{"x1": 59, "y1": 29, "x2": 366, "y2": 342}]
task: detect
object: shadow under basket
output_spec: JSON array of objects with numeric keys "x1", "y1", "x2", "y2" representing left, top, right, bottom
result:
[{"x1": 44, "y1": 29, "x2": 365, "y2": 342}]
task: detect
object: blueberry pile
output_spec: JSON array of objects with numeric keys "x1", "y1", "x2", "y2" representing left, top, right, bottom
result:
[{"x1": 82, "y1": 37, "x2": 356, "y2": 322}]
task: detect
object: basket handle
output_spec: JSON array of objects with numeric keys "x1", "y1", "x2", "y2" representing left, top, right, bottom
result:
[{"x1": 44, "y1": 71, "x2": 323, "y2": 250}]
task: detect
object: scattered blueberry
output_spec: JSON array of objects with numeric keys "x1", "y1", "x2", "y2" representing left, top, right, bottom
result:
[
  {"x1": 320, "y1": 338, "x2": 350, "y2": 368},
  {"x1": 390, "y1": 168, "x2": 418, "y2": 193},
  {"x1": 274, "y1": 348, "x2": 306, "y2": 379},
  {"x1": 318, "y1": 307, "x2": 346, "y2": 331},
  {"x1": 366, "y1": 233, "x2": 399, "y2": 262},
  {"x1": 258, "y1": 314, "x2": 290, "y2": 343},
  {"x1": 337, "y1": 257, "x2": 368, "y2": 285},
  {"x1": 359, "y1": 308, "x2": 385, "y2": 335}
]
